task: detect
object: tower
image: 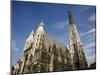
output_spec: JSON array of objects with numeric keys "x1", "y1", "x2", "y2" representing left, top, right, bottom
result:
[
  {"x1": 19, "y1": 21, "x2": 45, "y2": 73},
  {"x1": 32, "y1": 21, "x2": 45, "y2": 52},
  {"x1": 68, "y1": 11, "x2": 88, "y2": 70}
]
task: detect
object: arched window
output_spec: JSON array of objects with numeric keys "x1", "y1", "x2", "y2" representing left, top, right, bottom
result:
[
  {"x1": 36, "y1": 43, "x2": 38, "y2": 46},
  {"x1": 38, "y1": 34, "x2": 39, "y2": 37},
  {"x1": 37, "y1": 39, "x2": 39, "y2": 41}
]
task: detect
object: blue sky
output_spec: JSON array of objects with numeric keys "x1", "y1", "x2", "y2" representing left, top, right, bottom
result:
[{"x1": 12, "y1": 1, "x2": 96, "y2": 66}]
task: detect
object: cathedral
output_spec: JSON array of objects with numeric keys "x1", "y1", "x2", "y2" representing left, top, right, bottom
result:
[{"x1": 13, "y1": 11, "x2": 88, "y2": 74}]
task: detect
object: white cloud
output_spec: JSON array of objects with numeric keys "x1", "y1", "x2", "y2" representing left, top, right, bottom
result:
[
  {"x1": 89, "y1": 14, "x2": 96, "y2": 22},
  {"x1": 12, "y1": 40, "x2": 19, "y2": 51},
  {"x1": 84, "y1": 42, "x2": 96, "y2": 66},
  {"x1": 87, "y1": 53, "x2": 96, "y2": 66},
  {"x1": 80, "y1": 28, "x2": 95, "y2": 36},
  {"x1": 80, "y1": 28, "x2": 96, "y2": 65},
  {"x1": 52, "y1": 20, "x2": 68, "y2": 29},
  {"x1": 87, "y1": 35, "x2": 95, "y2": 42},
  {"x1": 81, "y1": 6, "x2": 91, "y2": 12},
  {"x1": 85, "y1": 41, "x2": 95, "y2": 49}
]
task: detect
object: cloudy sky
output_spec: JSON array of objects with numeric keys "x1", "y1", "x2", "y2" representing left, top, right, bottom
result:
[{"x1": 12, "y1": 1, "x2": 96, "y2": 66}]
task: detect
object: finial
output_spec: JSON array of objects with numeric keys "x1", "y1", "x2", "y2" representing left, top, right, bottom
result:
[
  {"x1": 31, "y1": 30, "x2": 34, "y2": 35},
  {"x1": 39, "y1": 19, "x2": 44, "y2": 26}
]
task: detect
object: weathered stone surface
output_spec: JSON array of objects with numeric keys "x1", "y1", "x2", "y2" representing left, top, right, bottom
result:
[
  {"x1": 14, "y1": 11, "x2": 88, "y2": 74},
  {"x1": 68, "y1": 11, "x2": 88, "y2": 70}
]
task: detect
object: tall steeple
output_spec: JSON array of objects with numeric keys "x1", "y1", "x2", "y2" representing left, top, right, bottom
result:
[
  {"x1": 68, "y1": 11, "x2": 88, "y2": 70},
  {"x1": 68, "y1": 11, "x2": 74, "y2": 24}
]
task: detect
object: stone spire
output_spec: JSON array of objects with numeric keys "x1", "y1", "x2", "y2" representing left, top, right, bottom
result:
[
  {"x1": 68, "y1": 11, "x2": 74, "y2": 24},
  {"x1": 68, "y1": 11, "x2": 88, "y2": 70}
]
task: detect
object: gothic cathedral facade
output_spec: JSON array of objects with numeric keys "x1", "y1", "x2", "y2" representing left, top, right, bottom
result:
[{"x1": 13, "y1": 11, "x2": 88, "y2": 74}]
